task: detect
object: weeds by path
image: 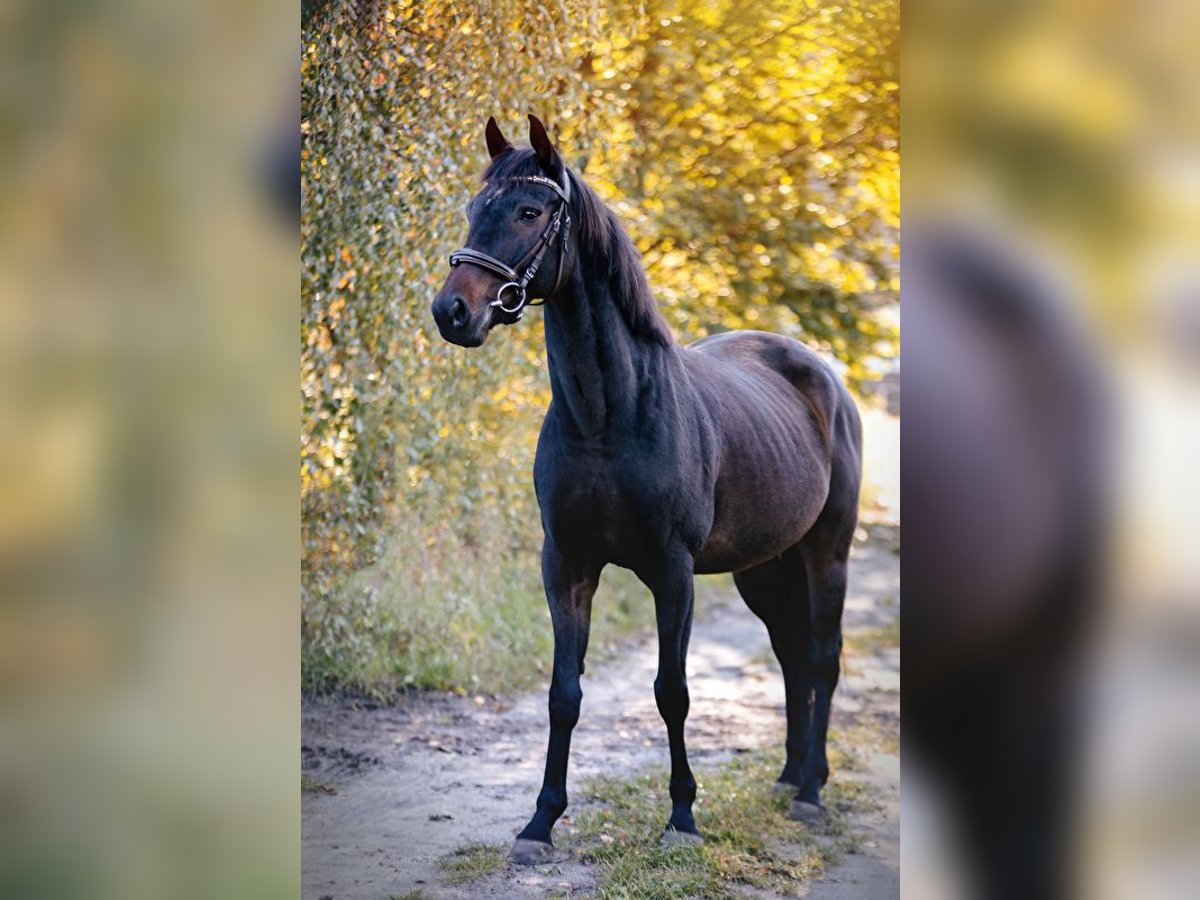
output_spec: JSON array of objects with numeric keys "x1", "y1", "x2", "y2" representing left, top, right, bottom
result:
[
  {"x1": 431, "y1": 747, "x2": 875, "y2": 899},
  {"x1": 568, "y1": 750, "x2": 869, "y2": 899},
  {"x1": 437, "y1": 842, "x2": 508, "y2": 884}
]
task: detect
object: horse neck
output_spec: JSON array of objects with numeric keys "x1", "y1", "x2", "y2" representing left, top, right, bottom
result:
[{"x1": 542, "y1": 268, "x2": 675, "y2": 440}]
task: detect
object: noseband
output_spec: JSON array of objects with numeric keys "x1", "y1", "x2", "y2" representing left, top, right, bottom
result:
[{"x1": 448, "y1": 172, "x2": 572, "y2": 321}]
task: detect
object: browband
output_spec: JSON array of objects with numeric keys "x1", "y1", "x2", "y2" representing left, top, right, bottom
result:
[{"x1": 512, "y1": 174, "x2": 571, "y2": 204}]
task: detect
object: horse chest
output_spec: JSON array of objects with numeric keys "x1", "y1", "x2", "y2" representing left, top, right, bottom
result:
[{"x1": 537, "y1": 456, "x2": 692, "y2": 563}]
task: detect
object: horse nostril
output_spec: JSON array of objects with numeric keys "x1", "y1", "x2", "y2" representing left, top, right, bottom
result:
[{"x1": 450, "y1": 296, "x2": 469, "y2": 330}]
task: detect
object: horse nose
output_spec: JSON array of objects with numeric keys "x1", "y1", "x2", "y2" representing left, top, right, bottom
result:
[{"x1": 450, "y1": 296, "x2": 469, "y2": 330}]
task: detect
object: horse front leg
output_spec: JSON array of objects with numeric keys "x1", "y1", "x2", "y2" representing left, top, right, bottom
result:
[
  {"x1": 510, "y1": 540, "x2": 599, "y2": 865},
  {"x1": 644, "y1": 550, "x2": 701, "y2": 844}
]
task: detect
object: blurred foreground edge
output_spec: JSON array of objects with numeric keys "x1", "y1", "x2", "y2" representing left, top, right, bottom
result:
[{"x1": 902, "y1": 220, "x2": 1108, "y2": 900}]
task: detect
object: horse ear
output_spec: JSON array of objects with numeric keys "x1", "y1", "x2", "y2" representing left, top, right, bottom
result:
[
  {"x1": 527, "y1": 113, "x2": 560, "y2": 171},
  {"x1": 485, "y1": 116, "x2": 512, "y2": 159}
]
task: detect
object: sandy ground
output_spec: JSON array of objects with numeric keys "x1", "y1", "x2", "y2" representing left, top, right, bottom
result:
[{"x1": 302, "y1": 521, "x2": 899, "y2": 899}]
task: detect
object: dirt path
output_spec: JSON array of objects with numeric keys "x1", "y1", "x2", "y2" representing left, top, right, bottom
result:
[{"x1": 302, "y1": 527, "x2": 899, "y2": 899}]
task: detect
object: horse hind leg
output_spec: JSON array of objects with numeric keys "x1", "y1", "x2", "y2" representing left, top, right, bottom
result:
[
  {"x1": 733, "y1": 548, "x2": 813, "y2": 790},
  {"x1": 791, "y1": 498, "x2": 856, "y2": 823}
]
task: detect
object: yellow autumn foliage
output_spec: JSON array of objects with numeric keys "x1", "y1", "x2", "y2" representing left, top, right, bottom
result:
[{"x1": 301, "y1": 0, "x2": 897, "y2": 692}]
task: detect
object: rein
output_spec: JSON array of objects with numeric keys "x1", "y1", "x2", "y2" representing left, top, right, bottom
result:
[{"x1": 448, "y1": 172, "x2": 572, "y2": 321}]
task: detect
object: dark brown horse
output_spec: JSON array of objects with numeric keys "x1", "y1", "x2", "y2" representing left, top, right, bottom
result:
[{"x1": 431, "y1": 115, "x2": 862, "y2": 864}]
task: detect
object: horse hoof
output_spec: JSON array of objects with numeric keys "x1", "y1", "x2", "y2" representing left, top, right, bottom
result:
[
  {"x1": 509, "y1": 837, "x2": 555, "y2": 865},
  {"x1": 788, "y1": 799, "x2": 828, "y2": 825},
  {"x1": 660, "y1": 827, "x2": 704, "y2": 848},
  {"x1": 772, "y1": 781, "x2": 801, "y2": 796}
]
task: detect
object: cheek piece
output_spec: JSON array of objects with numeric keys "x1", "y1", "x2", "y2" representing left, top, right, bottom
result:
[{"x1": 448, "y1": 172, "x2": 572, "y2": 322}]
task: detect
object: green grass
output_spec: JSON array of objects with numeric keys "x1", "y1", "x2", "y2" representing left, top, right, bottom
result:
[
  {"x1": 437, "y1": 842, "x2": 508, "y2": 884},
  {"x1": 427, "y1": 737, "x2": 883, "y2": 896},
  {"x1": 843, "y1": 619, "x2": 900, "y2": 656},
  {"x1": 302, "y1": 523, "x2": 730, "y2": 698},
  {"x1": 564, "y1": 748, "x2": 871, "y2": 899}
]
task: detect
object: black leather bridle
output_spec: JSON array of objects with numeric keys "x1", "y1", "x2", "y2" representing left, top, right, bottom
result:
[{"x1": 448, "y1": 172, "x2": 572, "y2": 321}]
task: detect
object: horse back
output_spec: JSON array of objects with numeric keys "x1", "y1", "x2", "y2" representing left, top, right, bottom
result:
[{"x1": 688, "y1": 330, "x2": 857, "y2": 455}]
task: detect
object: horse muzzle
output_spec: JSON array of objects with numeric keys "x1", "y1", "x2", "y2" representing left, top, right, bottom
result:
[
  {"x1": 430, "y1": 293, "x2": 487, "y2": 346},
  {"x1": 431, "y1": 276, "x2": 496, "y2": 347}
]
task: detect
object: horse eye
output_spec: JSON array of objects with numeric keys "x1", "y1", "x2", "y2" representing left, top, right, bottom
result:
[{"x1": 519, "y1": 207, "x2": 541, "y2": 221}]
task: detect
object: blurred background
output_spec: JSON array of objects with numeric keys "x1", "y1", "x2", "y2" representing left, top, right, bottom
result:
[
  {"x1": 903, "y1": 0, "x2": 1200, "y2": 898},
  {"x1": 0, "y1": 1, "x2": 298, "y2": 898},
  {"x1": 300, "y1": 0, "x2": 899, "y2": 697}
]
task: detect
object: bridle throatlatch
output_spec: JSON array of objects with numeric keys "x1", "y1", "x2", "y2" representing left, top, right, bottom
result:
[{"x1": 448, "y1": 172, "x2": 572, "y2": 321}]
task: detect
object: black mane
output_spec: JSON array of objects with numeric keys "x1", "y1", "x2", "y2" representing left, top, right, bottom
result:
[{"x1": 483, "y1": 149, "x2": 673, "y2": 347}]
